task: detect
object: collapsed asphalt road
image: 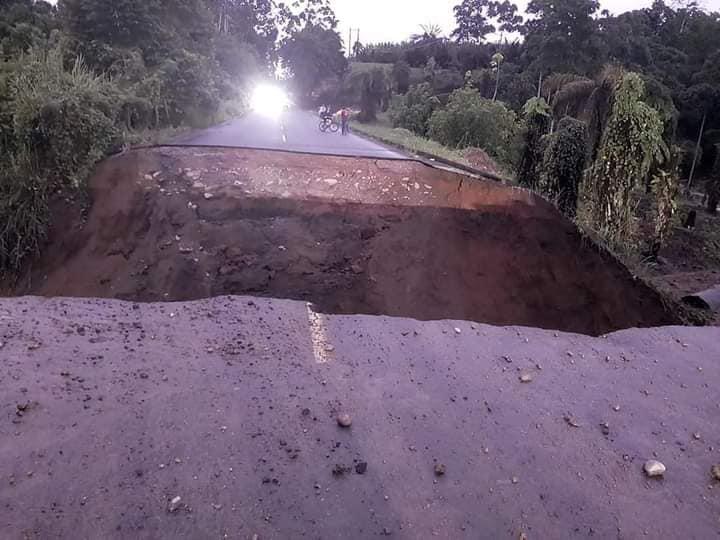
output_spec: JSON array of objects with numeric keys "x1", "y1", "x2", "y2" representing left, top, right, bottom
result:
[
  {"x1": 174, "y1": 110, "x2": 405, "y2": 160},
  {"x1": 1, "y1": 296, "x2": 719, "y2": 539}
]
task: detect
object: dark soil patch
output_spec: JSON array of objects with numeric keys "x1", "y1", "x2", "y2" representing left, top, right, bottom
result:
[{"x1": 8, "y1": 148, "x2": 680, "y2": 336}]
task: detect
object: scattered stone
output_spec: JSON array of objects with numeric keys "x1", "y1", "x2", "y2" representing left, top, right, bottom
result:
[
  {"x1": 168, "y1": 496, "x2": 183, "y2": 512},
  {"x1": 511, "y1": 476, "x2": 519, "y2": 484},
  {"x1": 301, "y1": 408, "x2": 310, "y2": 417},
  {"x1": 711, "y1": 465, "x2": 720, "y2": 481},
  {"x1": 203, "y1": 192, "x2": 213, "y2": 200},
  {"x1": 600, "y1": 422, "x2": 610, "y2": 436},
  {"x1": 355, "y1": 462, "x2": 368, "y2": 475},
  {"x1": 612, "y1": 404, "x2": 620, "y2": 412},
  {"x1": 337, "y1": 413, "x2": 352, "y2": 428},
  {"x1": 693, "y1": 432, "x2": 701, "y2": 440},
  {"x1": 454, "y1": 327, "x2": 462, "y2": 335},
  {"x1": 434, "y1": 463, "x2": 446, "y2": 476},
  {"x1": 350, "y1": 264, "x2": 363, "y2": 274},
  {"x1": 564, "y1": 415, "x2": 581, "y2": 428},
  {"x1": 643, "y1": 460, "x2": 666, "y2": 478},
  {"x1": 332, "y1": 464, "x2": 351, "y2": 476},
  {"x1": 324, "y1": 178, "x2": 338, "y2": 186},
  {"x1": 211, "y1": 503, "x2": 222, "y2": 510},
  {"x1": 192, "y1": 181, "x2": 205, "y2": 189},
  {"x1": 324, "y1": 344, "x2": 335, "y2": 353},
  {"x1": 139, "y1": 372, "x2": 149, "y2": 379},
  {"x1": 519, "y1": 373, "x2": 533, "y2": 383},
  {"x1": 179, "y1": 246, "x2": 193, "y2": 254},
  {"x1": 382, "y1": 527, "x2": 392, "y2": 536}
]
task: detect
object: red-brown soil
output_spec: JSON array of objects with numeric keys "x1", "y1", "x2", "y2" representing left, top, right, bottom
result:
[{"x1": 11, "y1": 147, "x2": 680, "y2": 336}]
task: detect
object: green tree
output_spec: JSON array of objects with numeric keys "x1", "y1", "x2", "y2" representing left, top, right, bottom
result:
[
  {"x1": 545, "y1": 65, "x2": 625, "y2": 159},
  {"x1": 649, "y1": 148, "x2": 680, "y2": 256},
  {"x1": 523, "y1": 0, "x2": 604, "y2": 74},
  {"x1": 452, "y1": 0, "x2": 495, "y2": 43},
  {"x1": 516, "y1": 96, "x2": 551, "y2": 189},
  {"x1": 392, "y1": 59, "x2": 411, "y2": 94},
  {"x1": 388, "y1": 82, "x2": 439, "y2": 136},
  {"x1": 451, "y1": 0, "x2": 522, "y2": 43},
  {"x1": 428, "y1": 85, "x2": 518, "y2": 162},
  {"x1": 279, "y1": 24, "x2": 347, "y2": 103},
  {"x1": 587, "y1": 73, "x2": 667, "y2": 247},
  {"x1": 681, "y1": 81, "x2": 720, "y2": 192},
  {"x1": 539, "y1": 116, "x2": 588, "y2": 217},
  {"x1": 356, "y1": 67, "x2": 390, "y2": 122}
]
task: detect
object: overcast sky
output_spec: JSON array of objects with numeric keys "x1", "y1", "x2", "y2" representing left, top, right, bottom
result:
[{"x1": 335, "y1": 0, "x2": 720, "y2": 47}]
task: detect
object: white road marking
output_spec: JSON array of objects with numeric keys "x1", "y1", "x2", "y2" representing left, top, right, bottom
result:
[{"x1": 306, "y1": 303, "x2": 333, "y2": 364}]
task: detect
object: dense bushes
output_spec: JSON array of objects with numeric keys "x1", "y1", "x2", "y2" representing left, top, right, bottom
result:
[
  {"x1": 428, "y1": 86, "x2": 518, "y2": 163},
  {"x1": 539, "y1": 117, "x2": 588, "y2": 217},
  {"x1": 389, "y1": 83, "x2": 438, "y2": 136},
  {"x1": 10, "y1": 47, "x2": 121, "y2": 186},
  {"x1": 0, "y1": 46, "x2": 121, "y2": 270},
  {"x1": 516, "y1": 96, "x2": 551, "y2": 189}
]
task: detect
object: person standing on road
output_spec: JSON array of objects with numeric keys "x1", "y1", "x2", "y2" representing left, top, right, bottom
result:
[{"x1": 340, "y1": 107, "x2": 350, "y2": 136}]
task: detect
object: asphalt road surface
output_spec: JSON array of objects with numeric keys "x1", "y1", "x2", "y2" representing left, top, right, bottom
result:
[
  {"x1": 175, "y1": 109, "x2": 405, "y2": 159},
  {"x1": 2, "y1": 295, "x2": 720, "y2": 539}
]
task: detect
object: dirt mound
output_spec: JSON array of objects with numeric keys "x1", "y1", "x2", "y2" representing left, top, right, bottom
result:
[
  {"x1": 11, "y1": 147, "x2": 680, "y2": 335},
  {"x1": 462, "y1": 147, "x2": 504, "y2": 177}
]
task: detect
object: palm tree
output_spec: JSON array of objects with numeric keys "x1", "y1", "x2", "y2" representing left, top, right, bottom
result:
[
  {"x1": 410, "y1": 24, "x2": 442, "y2": 44},
  {"x1": 543, "y1": 65, "x2": 625, "y2": 159}
]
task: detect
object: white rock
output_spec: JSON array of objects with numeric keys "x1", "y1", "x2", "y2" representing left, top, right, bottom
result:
[
  {"x1": 644, "y1": 460, "x2": 666, "y2": 477},
  {"x1": 168, "y1": 496, "x2": 182, "y2": 512},
  {"x1": 324, "y1": 178, "x2": 338, "y2": 186},
  {"x1": 204, "y1": 193, "x2": 213, "y2": 199}
]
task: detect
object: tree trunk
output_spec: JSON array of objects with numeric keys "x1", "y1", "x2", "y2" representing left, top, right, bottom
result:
[
  {"x1": 537, "y1": 73, "x2": 542, "y2": 98},
  {"x1": 687, "y1": 111, "x2": 706, "y2": 193},
  {"x1": 492, "y1": 65, "x2": 501, "y2": 102}
]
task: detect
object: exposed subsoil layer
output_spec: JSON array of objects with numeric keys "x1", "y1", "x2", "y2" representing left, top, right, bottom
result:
[
  {"x1": 1, "y1": 296, "x2": 719, "y2": 539},
  {"x1": 13, "y1": 147, "x2": 679, "y2": 336}
]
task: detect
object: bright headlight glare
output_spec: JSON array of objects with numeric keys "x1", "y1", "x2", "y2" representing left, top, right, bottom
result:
[{"x1": 251, "y1": 84, "x2": 289, "y2": 119}]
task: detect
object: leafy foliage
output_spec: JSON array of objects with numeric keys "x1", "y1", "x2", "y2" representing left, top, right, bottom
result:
[
  {"x1": 279, "y1": 23, "x2": 347, "y2": 103},
  {"x1": 356, "y1": 67, "x2": 390, "y2": 122},
  {"x1": 516, "y1": 96, "x2": 551, "y2": 189},
  {"x1": 539, "y1": 116, "x2": 588, "y2": 217},
  {"x1": 587, "y1": 73, "x2": 668, "y2": 247},
  {"x1": 10, "y1": 47, "x2": 120, "y2": 187},
  {"x1": 392, "y1": 59, "x2": 411, "y2": 93},
  {"x1": 428, "y1": 86, "x2": 518, "y2": 164},
  {"x1": 388, "y1": 83, "x2": 439, "y2": 136},
  {"x1": 649, "y1": 150, "x2": 680, "y2": 256}
]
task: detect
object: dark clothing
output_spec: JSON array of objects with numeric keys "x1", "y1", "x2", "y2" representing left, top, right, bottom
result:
[{"x1": 340, "y1": 110, "x2": 349, "y2": 135}]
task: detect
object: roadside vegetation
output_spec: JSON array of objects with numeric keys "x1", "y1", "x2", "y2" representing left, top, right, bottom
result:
[
  {"x1": 0, "y1": 0, "x2": 342, "y2": 273},
  {"x1": 2, "y1": 0, "x2": 720, "y2": 289},
  {"x1": 331, "y1": 1, "x2": 720, "y2": 266},
  {"x1": 350, "y1": 120, "x2": 473, "y2": 169}
]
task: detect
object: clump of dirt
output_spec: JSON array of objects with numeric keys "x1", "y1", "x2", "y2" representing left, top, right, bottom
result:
[
  {"x1": 10, "y1": 147, "x2": 681, "y2": 336},
  {"x1": 462, "y1": 148, "x2": 504, "y2": 177}
]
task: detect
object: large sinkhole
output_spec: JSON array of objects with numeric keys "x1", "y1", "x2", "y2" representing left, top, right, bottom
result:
[{"x1": 12, "y1": 148, "x2": 680, "y2": 336}]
